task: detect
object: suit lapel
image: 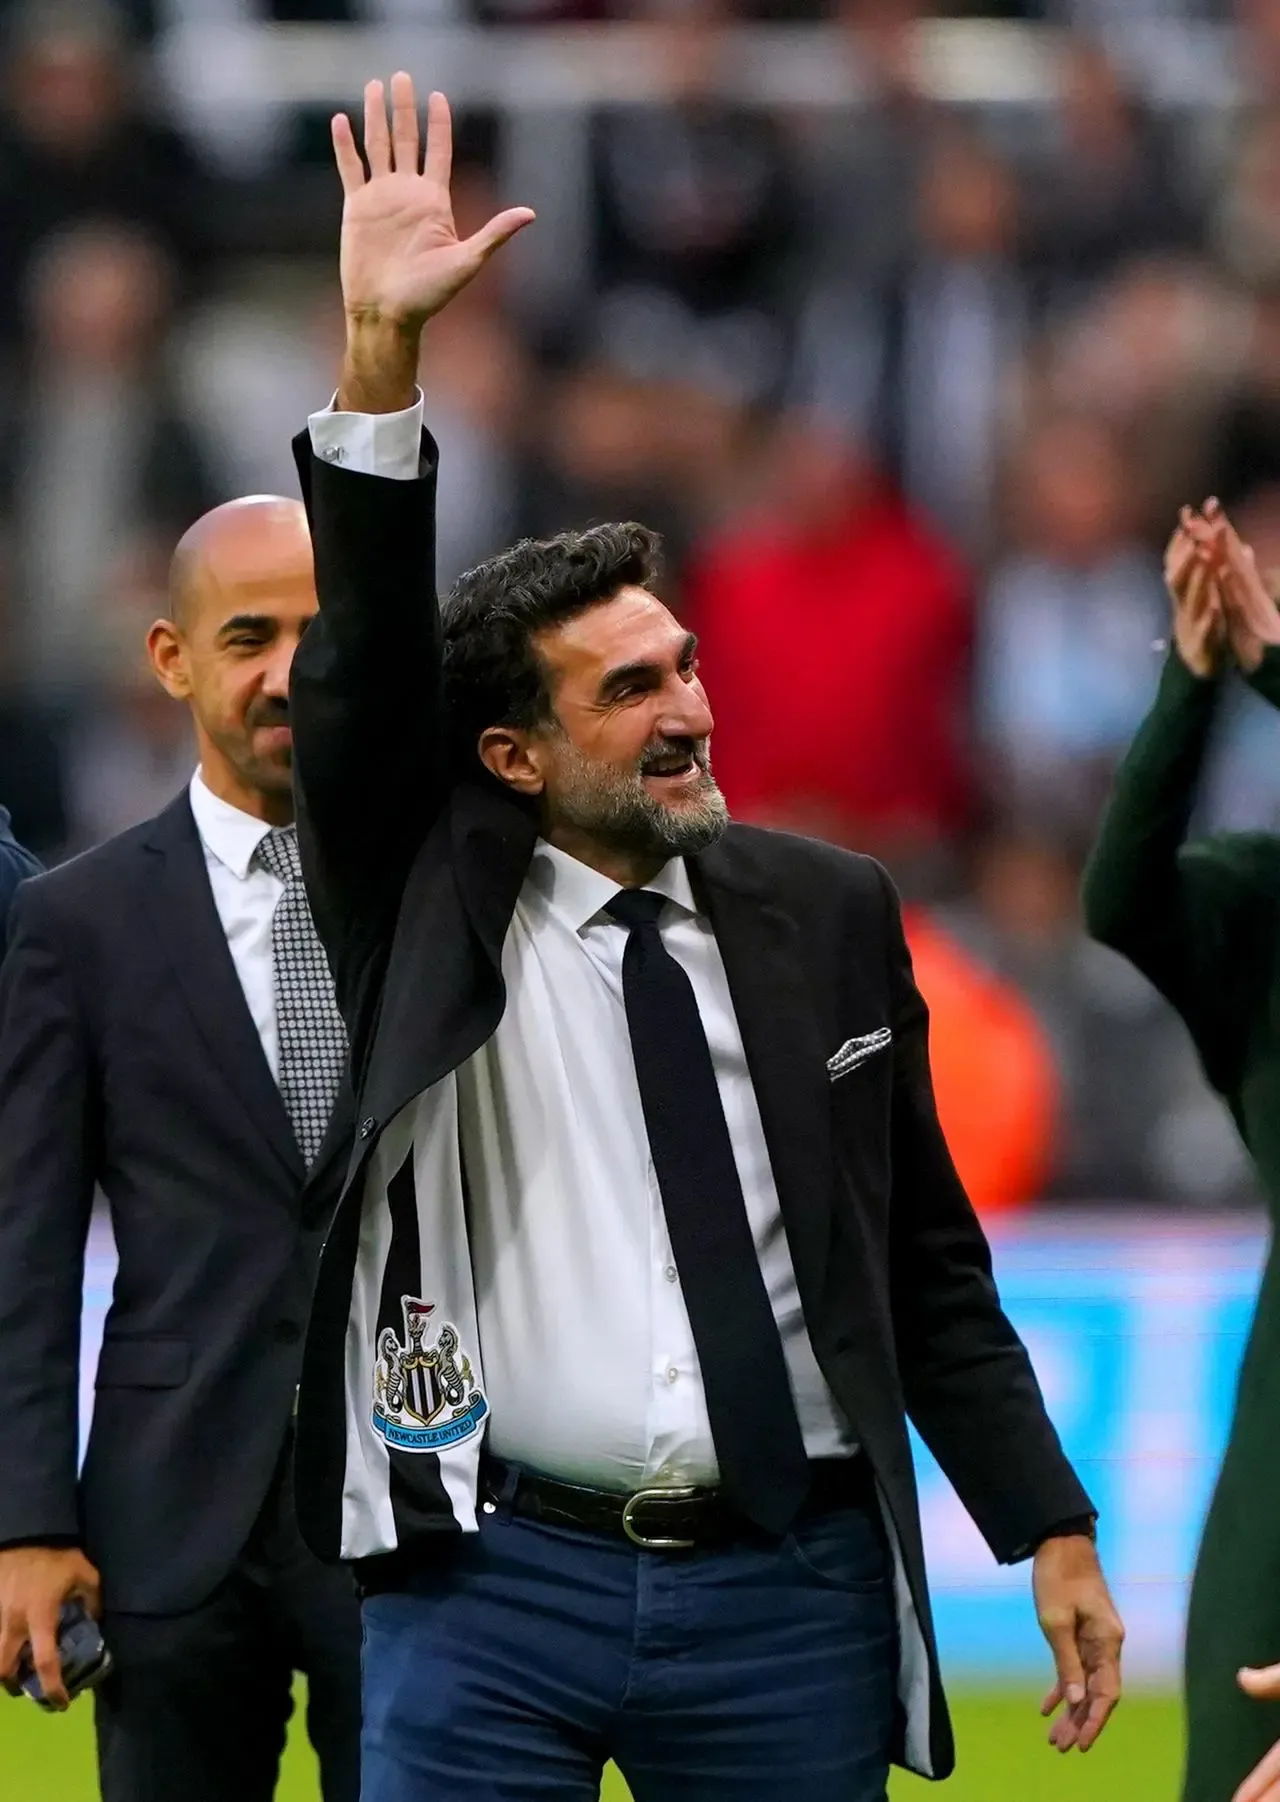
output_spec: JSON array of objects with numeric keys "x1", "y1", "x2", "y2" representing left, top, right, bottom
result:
[
  {"x1": 693, "y1": 836, "x2": 833, "y2": 1312},
  {"x1": 142, "y1": 794, "x2": 305, "y2": 1187}
]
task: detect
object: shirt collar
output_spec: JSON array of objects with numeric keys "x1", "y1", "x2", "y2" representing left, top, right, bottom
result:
[
  {"x1": 529, "y1": 839, "x2": 698, "y2": 935},
  {"x1": 188, "y1": 770, "x2": 277, "y2": 880}
]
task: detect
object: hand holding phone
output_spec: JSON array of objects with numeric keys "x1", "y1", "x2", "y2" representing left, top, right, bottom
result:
[
  {"x1": 0, "y1": 1545, "x2": 103, "y2": 1710},
  {"x1": 12, "y1": 1601, "x2": 112, "y2": 1710}
]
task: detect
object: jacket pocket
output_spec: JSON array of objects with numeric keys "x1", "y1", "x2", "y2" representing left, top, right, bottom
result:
[
  {"x1": 95, "y1": 1336, "x2": 191, "y2": 1389},
  {"x1": 827, "y1": 1026, "x2": 893, "y2": 1082}
]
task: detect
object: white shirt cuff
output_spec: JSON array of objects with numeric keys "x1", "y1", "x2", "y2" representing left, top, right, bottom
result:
[{"x1": 307, "y1": 390, "x2": 425, "y2": 481}]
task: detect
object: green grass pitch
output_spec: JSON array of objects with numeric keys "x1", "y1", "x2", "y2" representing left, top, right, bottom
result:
[{"x1": 1, "y1": 1688, "x2": 1184, "y2": 1800}]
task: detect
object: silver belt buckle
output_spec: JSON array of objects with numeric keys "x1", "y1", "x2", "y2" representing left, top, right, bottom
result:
[{"x1": 621, "y1": 1485, "x2": 700, "y2": 1551}]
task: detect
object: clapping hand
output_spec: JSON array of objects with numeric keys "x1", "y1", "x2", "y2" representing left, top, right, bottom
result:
[
  {"x1": 1172, "y1": 498, "x2": 1280, "y2": 675},
  {"x1": 1164, "y1": 502, "x2": 1227, "y2": 679}
]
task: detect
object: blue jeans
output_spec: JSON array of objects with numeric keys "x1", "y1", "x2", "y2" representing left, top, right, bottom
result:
[{"x1": 361, "y1": 1496, "x2": 898, "y2": 1802}]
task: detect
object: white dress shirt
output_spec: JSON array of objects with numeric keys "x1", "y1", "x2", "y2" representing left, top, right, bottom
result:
[
  {"x1": 187, "y1": 769, "x2": 282, "y2": 1078},
  {"x1": 309, "y1": 395, "x2": 854, "y2": 1490}
]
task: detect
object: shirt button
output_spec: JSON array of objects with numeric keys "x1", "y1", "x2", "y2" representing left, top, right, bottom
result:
[
  {"x1": 665, "y1": 1366, "x2": 679, "y2": 1385},
  {"x1": 664, "y1": 1265, "x2": 678, "y2": 1284},
  {"x1": 321, "y1": 444, "x2": 344, "y2": 464}
]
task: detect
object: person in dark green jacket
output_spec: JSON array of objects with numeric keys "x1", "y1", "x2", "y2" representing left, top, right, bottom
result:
[{"x1": 1083, "y1": 501, "x2": 1280, "y2": 1802}]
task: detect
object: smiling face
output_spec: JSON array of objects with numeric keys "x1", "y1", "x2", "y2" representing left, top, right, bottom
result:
[
  {"x1": 479, "y1": 585, "x2": 728, "y2": 878},
  {"x1": 148, "y1": 499, "x2": 316, "y2": 823}
]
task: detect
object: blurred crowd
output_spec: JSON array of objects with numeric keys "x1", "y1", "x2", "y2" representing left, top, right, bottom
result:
[{"x1": 3, "y1": 0, "x2": 1278, "y2": 1205}]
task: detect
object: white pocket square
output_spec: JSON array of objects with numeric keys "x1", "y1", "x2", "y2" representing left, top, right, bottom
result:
[{"x1": 827, "y1": 1028, "x2": 893, "y2": 1081}]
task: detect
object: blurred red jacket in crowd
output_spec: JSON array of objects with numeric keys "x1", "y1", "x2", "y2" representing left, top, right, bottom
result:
[{"x1": 688, "y1": 427, "x2": 973, "y2": 859}]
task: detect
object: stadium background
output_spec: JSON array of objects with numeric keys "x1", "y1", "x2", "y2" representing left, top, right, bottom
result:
[{"x1": 3, "y1": 0, "x2": 1280, "y2": 1794}]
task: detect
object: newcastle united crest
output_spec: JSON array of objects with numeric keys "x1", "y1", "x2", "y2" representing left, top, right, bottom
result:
[{"x1": 372, "y1": 1296, "x2": 488, "y2": 1454}]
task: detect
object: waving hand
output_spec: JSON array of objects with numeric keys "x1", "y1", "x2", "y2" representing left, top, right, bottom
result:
[
  {"x1": 330, "y1": 75, "x2": 534, "y2": 411},
  {"x1": 334, "y1": 76, "x2": 533, "y2": 328}
]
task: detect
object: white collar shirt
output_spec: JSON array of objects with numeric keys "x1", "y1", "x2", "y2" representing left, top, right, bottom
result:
[
  {"x1": 187, "y1": 770, "x2": 282, "y2": 1080},
  {"x1": 459, "y1": 839, "x2": 854, "y2": 1491}
]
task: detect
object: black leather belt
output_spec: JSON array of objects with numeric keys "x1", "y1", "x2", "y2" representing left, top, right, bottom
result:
[{"x1": 481, "y1": 1455, "x2": 876, "y2": 1551}]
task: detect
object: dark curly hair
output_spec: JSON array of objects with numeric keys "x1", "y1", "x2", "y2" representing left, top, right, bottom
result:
[{"x1": 441, "y1": 521, "x2": 663, "y2": 764}]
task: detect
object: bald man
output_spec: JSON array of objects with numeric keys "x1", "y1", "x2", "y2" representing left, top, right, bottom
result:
[{"x1": 0, "y1": 498, "x2": 360, "y2": 1802}]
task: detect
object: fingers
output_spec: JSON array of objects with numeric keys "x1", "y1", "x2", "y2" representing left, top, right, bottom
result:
[
  {"x1": 28, "y1": 1607, "x2": 67, "y2": 1711},
  {"x1": 1042, "y1": 1593, "x2": 1123, "y2": 1755},
  {"x1": 462, "y1": 206, "x2": 537, "y2": 268},
  {"x1": 1180, "y1": 503, "x2": 1225, "y2": 564},
  {"x1": 424, "y1": 89, "x2": 453, "y2": 194},
  {"x1": 1183, "y1": 555, "x2": 1214, "y2": 620},
  {"x1": 1074, "y1": 1668, "x2": 1121, "y2": 1753},
  {"x1": 363, "y1": 78, "x2": 391, "y2": 179},
  {"x1": 1241, "y1": 1664, "x2": 1280, "y2": 1700},
  {"x1": 1235, "y1": 1737, "x2": 1280, "y2": 1802},
  {"x1": 1039, "y1": 1601, "x2": 1091, "y2": 1752},
  {"x1": 331, "y1": 112, "x2": 365, "y2": 196},
  {"x1": 389, "y1": 70, "x2": 420, "y2": 175},
  {"x1": 1165, "y1": 530, "x2": 1195, "y2": 587},
  {"x1": 1049, "y1": 1692, "x2": 1088, "y2": 1752},
  {"x1": 72, "y1": 1567, "x2": 101, "y2": 1624},
  {"x1": 1044, "y1": 1617, "x2": 1087, "y2": 1713},
  {"x1": 0, "y1": 1609, "x2": 25, "y2": 1690},
  {"x1": 1218, "y1": 526, "x2": 1274, "y2": 620},
  {"x1": 1040, "y1": 1674, "x2": 1087, "y2": 1753}
]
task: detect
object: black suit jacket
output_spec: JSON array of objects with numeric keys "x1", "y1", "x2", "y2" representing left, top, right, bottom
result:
[
  {"x1": 0, "y1": 804, "x2": 40, "y2": 939},
  {"x1": 0, "y1": 793, "x2": 351, "y2": 1614},
  {"x1": 288, "y1": 435, "x2": 1092, "y2": 1779}
]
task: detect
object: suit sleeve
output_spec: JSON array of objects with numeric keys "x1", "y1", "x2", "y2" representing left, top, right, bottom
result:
[
  {"x1": 1081, "y1": 651, "x2": 1261, "y2": 1094},
  {"x1": 288, "y1": 429, "x2": 447, "y2": 1038},
  {"x1": 0, "y1": 881, "x2": 97, "y2": 1547},
  {"x1": 878, "y1": 866, "x2": 1093, "y2": 1563},
  {"x1": 0, "y1": 806, "x2": 41, "y2": 944}
]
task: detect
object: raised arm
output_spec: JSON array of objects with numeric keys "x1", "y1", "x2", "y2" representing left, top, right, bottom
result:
[
  {"x1": 288, "y1": 76, "x2": 533, "y2": 1009},
  {"x1": 1081, "y1": 515, "x2": 1261, "y2": 1088},
  {"x1": 1081, "y1": 507, "x2": 1270, "y2": 1093}
]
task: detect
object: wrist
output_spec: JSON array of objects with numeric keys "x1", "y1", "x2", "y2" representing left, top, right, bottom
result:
[
  {"x1": 337, "y1": 313, "x2": 422, "y2": 414},
  {"x1": 1033, "y1": 1516, "x2": 1097, "y2": 1555},
  {"x1": 1172, "y1": 632, "x2": 1222, "y2": 682},
  {"x1": 1244, "y1": 640, "x2": 1280, "y2": 700},
  {"x1": 1232, "y1": 628, "x2": 1280, "y2": 675}
]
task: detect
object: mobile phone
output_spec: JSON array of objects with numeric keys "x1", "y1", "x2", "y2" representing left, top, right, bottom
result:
[{"x1": 14, "y1": 1600, "x2": 113, "y2": 1709}]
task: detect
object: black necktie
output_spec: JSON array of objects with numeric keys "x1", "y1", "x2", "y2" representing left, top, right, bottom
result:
[{"x1": 606, "y1": 888, "x2": 811, "y2": 1534}]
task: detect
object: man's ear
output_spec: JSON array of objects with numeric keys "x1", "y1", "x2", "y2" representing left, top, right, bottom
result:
[
  {"x1": 478, "y1": 726, "x2": 547, "y2": 796},
  {"x1": 147, "y1": 619, "x2": 192, "y2": 701}
]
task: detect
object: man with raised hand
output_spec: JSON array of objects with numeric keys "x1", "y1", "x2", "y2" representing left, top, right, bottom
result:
[{"x1": 290, "y1": 72, "x2": 1123, "y2": 1802}]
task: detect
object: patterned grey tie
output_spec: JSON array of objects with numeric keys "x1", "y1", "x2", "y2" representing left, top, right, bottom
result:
[{"x1": 253, "y1": 825, "x2": 347, "y2": 1167}]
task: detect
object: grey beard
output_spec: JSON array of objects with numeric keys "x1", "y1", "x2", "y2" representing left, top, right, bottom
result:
[{"x1": 551, "y1": 748, "x2": 730, "y2": 859}]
